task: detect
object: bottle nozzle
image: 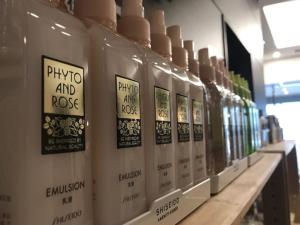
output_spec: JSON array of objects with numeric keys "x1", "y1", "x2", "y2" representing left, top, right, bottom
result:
[
  {"x1": 74, "y1": 0, "x2": 117, "y2": 31},
  {"x1": 118, "y1": 0, "x2": 150, "y2": 47},
  {"x1": 122, "y1": 0, "x2": 144, "y2": 17},
  {"x1": 198, "y1": 48, "x2": 210, "y2": 66},
  {"x1": 149, "y1": 9, "x2": 171, "y2": 59},
  {"x1": 210, "y1": 56, "x2": 218, "y2": 69},
  {"x1": 149, "y1": 9, "x2": 166, "y2": 35},
  {"x1": 183, "y1": 40, "x2": 195, "y2": 60},
  {"x1": 167, "y1": 25, "x2": 183, "y2": 48}
]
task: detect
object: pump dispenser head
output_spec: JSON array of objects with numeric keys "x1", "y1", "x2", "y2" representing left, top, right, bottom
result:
[
  {"x1": 184, "y1": 40, "x2": 199, "y2": 75},
  {"x1": 149, "y1": 9, "x2": 172, "y2": 59},
  {"x1": 198, "y1": 48, "x2": 216, "y2": 83},
  {"x1": 211, "y1": 56, "x2": 223, "y2": 86},
  {"x1": 167, "y1": 25, "x2": 188, "y2": 69},
  {"x1": 218, "y1": 59, "x2": 225, "y2": 72},
  {"x1": 117, "y1": 0, "x2": 150, "y2": 47},
  {"x1": 74, "y1": 0, "x2": 117, "y2": 31}
]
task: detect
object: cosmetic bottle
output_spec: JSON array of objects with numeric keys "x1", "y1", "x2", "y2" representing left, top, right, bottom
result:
[
  {"x1": 184, "y1": 40, "x2": 207, "y2": 184},
  {"x1": 75, "y1": 0, "x2": 149, "y2": 224},
  {"x1": 223, "y1": 74, "x2": 238, "y2": 162},
  {"x1": 236, "y1": 76, "x2": 254, "y2": 156},
  {"x1": 198, "y1": 49, "x2": 226, "y2": 175},
  {"x1": 167, "y1": 25, "x2": 193, "y2": 191},
  {"x1": 211, "y1": 56, "x2": 232, "y2": 166},
  {"x1": 232, "y1": 74, "x2": 249, "y2": 157},
  {"x1": 228, "y1": 75, "x2": 244, "y2": 159},
  {"x1": 243, "y1": 80, "x2": 261, "y2": 152},
  {"x1": 0, "y1": 1, "x2": 93, "y2": 225},
  {"x1": 144, "y1": 9, "x2": 175, "y2": 205}
]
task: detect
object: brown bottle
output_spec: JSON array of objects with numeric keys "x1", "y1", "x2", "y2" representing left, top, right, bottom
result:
[{"x1": 198, "y1": 49, "x2": 226, "y2": 175}]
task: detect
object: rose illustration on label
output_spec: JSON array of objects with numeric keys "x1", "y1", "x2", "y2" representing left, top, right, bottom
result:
[
  {"x1": 43, "y1": 116, "x2": 85, "y2": 137},
  {"x1": 118, "y1": 119, "x2": 141, "y2": 136},
  {"x1": 178, "y1": 123, "x2": 190, "y2": 135}
]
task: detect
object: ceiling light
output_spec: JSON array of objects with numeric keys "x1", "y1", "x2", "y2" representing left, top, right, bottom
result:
[
  {"x1": 263, "y1": 1, "x2": 300, "y2": 48},
  {"x1": 272, "y1": 51, "x2": 281, "y2": 58}
]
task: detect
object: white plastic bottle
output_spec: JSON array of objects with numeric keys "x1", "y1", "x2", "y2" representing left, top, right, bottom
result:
[
  {"x1": 167, "y1": 25, "x2": 193, "y2": 191},
  {"x1": 184, "y1": 40, "x2": 207, "y2": 184},
  {"x1": 0, "y1": 0, "x2": 93, "y2": 225},
  {"x1": 75, "y1": 0, "x2": 149, "y2": 224},
  {"x1": 144, "y1": 9, "x2": 176, "y2": 204}
]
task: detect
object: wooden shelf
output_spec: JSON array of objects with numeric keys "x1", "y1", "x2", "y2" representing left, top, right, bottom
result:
[
  {"x1": 259, "y1": 140, "x2": 296, "y2": 155},
  {"x1": 178, "y1": 153, "x2": 282, "y2": 225}
]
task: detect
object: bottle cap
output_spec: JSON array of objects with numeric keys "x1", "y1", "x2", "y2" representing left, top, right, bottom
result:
[
  {"x1": 198, "y1": 48, "x2": 215, "y2": 83},
  {"x1": 198, "y1": 48, "x2": 210, "y2": 66},
  {"x1": 167, "y1": 25, "x2": 188, "y2": 69},
  {"x1": 117, "y1": 0, "x2": 151, "y2": 47},
  {"x1": 74, "y1": 0, "x2": 117, "y2": 31},
  {"x1": 218, "y1": 59, "x2": 225, "y2": 72},
  {"x1": 210, "y1": 56, "x2": 223, "y2": 86},
  {"x1": 183, "y1": 40, "x2": 195, "y2": 59},
  {"x1": 167, "y1": 25, "x2": 183, "y2": 48},
  {"x1": 183, "y1": 40, "x2": 198, "y2": 75},
  {"x1": 149, "y1": 9, "x2": 172, "y2": 59}
]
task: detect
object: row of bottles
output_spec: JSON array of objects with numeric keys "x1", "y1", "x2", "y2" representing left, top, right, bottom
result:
[{"x1": 0, "y1": 0, "x2": 262, "y2": 225}]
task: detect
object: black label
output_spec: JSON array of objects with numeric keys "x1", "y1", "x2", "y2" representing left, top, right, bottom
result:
[
  {"x1": 193, "y1": 124, "x2": 204, "y2": 141},
  {"x1": 116, "y1": 75, "x2": 141, "y2": 148},
  {"x1": 42, "y1": 56, "x2": 85, "y2": 154}
]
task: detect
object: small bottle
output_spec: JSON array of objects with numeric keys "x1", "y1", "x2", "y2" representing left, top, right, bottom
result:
[
  {"x1": 211, "y1": 56, "x2": 232, "y2": 167},
  {"x1": 75, "y1": 0, "x2": 149, "y2": 224},
  {"x1": 0, "y1": 0, "x2": 93, "y2": 225},
  {"x1": 144, "y1": 9, "x2": 175, "y2": 204},
  {"x1": 167, "y1": 25, "x2": 193, "y2": 191},
  {"x1": 198, "y1": 49, "x2": 226, "y2": 175},
  {"x1": 184, "y1": 40, "x2": 207, "y2": 184}
]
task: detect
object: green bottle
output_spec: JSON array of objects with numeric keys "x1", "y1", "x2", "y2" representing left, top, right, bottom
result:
[
  {"x1": 229, "y1": 72, "x2": 246, "y2": 159},
  {"x1": 235, "y1": 75, "x2": 251, "y2": 155}
]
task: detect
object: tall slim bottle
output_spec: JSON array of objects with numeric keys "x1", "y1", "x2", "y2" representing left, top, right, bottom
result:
[
  {"x1": 167, "y1": 26, "x2": 193, "y2": 191},
  {"x1": 184, "y1": 40, "x2": 207, "y2": 184},
  {"x1": 75, "y1": 0, "x2": 149, "y2": 224},
  {"x1": 237, "y1": 75, "x2": 253, "y2": 156},
  {"x1": 198, "y1": 49, "x2": 226, "y2": 175},
  {"x1": 228, "y1": 76, "x2": 244, "y2": 159},
  {"x1": 144, "y1": 9, "x2": 175, "y2": 204},
  {"x1": 223, "y1": 74, "x2": 238, "y2": 162},
  {"x1": 232, "y1": 74, "x2": 249, "y2": 157},
  {"x1": 211, "y1": 56, "x2": 232, "y2": 167},
  {"x1": 0, "y1": 0, "x2": 93, "y2": 225}
]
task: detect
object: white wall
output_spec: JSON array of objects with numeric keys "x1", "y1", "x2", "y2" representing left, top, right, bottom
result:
[
  {"x1": 144, "y1": 0, "x2": 267, "y2": 110},
  {"x1": 144, "y1": 0, "x2": 224, "y2": 58}
]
